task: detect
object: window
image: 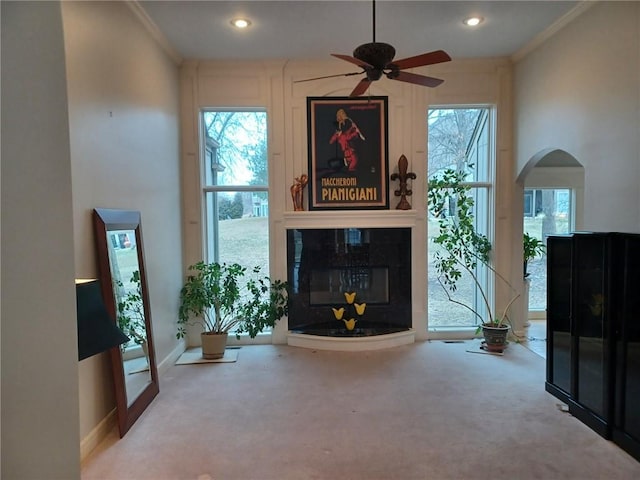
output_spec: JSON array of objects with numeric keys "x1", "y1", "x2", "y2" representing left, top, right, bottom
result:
[
  {"x1": 201, "y1": 110, "x2": 271, "y2": 330},
  {"x1": 524, "y1": 189, "x2": 535, "y2": 217},
  {"x1": 427, "y1": 107, "x2": 493, "y2": 328},
  {"x1": 524, "y1": 188, "x2": 572, "y2": 311}
]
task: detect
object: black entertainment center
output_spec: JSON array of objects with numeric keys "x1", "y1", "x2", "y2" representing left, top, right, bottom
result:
[{"x1": 546, "y1": 232, "x2": 640, "y2": 462}]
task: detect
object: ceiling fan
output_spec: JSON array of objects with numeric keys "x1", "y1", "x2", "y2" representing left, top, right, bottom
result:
[{"x1": 295, "y1": 0, "x2": 452, "y2": 97}]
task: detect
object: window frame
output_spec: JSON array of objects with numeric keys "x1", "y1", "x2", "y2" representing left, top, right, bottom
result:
[
  {"x1": 427, "y1": 105, "x2": 497, "y2": 330},
  {"x1": 199, "y1": 108, "x2": 269, "y2": 265}
]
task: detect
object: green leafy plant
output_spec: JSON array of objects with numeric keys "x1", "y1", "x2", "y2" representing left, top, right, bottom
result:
[
  {"x1": 177, "y1": 261, "x2": 288, "y2": 339},
  {"x1": 115, "y1": 270, "x2": 147, "y2": 347},
  {"x1": 428, "y1": 167, "x2": 519, "y2": 329},
  {"x1": 523, "y1": 232, "x2": 546, "y2": 278}
]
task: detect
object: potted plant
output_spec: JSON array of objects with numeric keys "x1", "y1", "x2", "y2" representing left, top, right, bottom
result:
[
  {"x1": 177, "y1": 261, "x2": 288, "y2": 359},
  {"x1": 523, "y1": 232, "x2": 546, "y2": 278},
  {"x1": 428, "y1": 167, "x2": 519, "y2": 352}
]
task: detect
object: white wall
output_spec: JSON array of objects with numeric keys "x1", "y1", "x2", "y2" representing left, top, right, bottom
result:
[
  {"x1": 61, "y1": 1, "x2": 182, "y2": 456},
  {"x1": 515, "y1": 1, "x2": 640, "y2": 232},
  {"x1": 1, "y1": 2, "x2": 80, "y2": 478},
  {"x1": 180, "y1": 57, "x2": 518, "y2": 340}
]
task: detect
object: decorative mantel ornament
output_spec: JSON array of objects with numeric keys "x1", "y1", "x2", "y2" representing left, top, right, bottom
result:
[
  {"x1": 332, "y1": 291, "x2": 367, "y2": 331},
  {"x1": 290, "y1": 174, "x2": 308, "y2": 211},
  {"x1": 390, "y1": 154, "x2": 416, "y2": 210}
]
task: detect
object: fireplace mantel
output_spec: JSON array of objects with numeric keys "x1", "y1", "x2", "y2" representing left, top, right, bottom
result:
[
  {"x1": 282, "y1": 209, "x2": 418, "y2": 230},
  {"x1": 284, "y1": 214, "x2": 419, "y2": 351}
]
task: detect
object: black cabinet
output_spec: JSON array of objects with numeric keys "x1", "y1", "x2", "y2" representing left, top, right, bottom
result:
[
  {"x1": 546, "y1": 232, "x2": 640, "y2": 461},
  {"x1": 612, "y1": 234, "x2": 640, "y2": 461},
  {"x1": 546, "y1": 235, "x2": 573, "y2": 398},
  {"x1": 546, "y1": 233, "x2": 614, "y2": 437}
]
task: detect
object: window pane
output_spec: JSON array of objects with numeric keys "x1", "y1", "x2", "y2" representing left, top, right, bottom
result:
[
  {"x1": 524, "y1": 188, "x2": 571, "y2": 311},
  {"x1": 205, "y1": 191, "x2": 269, "y2": 270},
  {"x1": 427, "y1": 108, "x2": 484, "y2": 181},
  {"x1": 202, "y1": 111, "x2": 267, "y2": 187},
  {"x1": 428, "y1": 186, "x2": 489, "y2": 327},
  {"x1": 428, "y1": 242, "x2": 476, "y2": 326}
]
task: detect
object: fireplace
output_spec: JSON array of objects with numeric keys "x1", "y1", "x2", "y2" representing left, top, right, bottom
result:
[{"x1": 286, "y1": 227, "x2": 411, "y2": 336}]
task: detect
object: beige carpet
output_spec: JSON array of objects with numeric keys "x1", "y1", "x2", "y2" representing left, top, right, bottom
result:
[{"x1": 81, "y1": 340, "x2": 640, "y2": 480}]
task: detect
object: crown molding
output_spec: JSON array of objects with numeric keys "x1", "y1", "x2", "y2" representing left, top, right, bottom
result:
[
  {"x1": 511, "y1": 1, "x2": 597, "y2": 63},
  {"x1": 127, "y1": 1, "x2": 183, "y2": 66}
]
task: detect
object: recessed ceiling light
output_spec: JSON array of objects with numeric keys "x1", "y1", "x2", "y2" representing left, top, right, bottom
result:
[
  {"x1": 230, "y1": 18, "x2": 251, "y2": 29},
  {"x1": 463, "y1": 16, "x2": 484, "y2": 27}
]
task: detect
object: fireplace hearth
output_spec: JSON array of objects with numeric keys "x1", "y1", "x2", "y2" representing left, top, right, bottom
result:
[
  {"x1": 286, "y1": 228, "x2": 411, "y2": 336},
  {"x1": 290, "y1": 323, "x2": 409, "y2": 337}
]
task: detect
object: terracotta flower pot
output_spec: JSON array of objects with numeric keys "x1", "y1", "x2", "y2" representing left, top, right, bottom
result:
[{"x1": 481, "y1": 324, "x2": 510, "y2": 353}]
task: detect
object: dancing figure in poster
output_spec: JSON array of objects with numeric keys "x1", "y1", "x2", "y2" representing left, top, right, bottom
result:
[{"x1": 329, "y1": 108, "x2": 365, "y2": 172}]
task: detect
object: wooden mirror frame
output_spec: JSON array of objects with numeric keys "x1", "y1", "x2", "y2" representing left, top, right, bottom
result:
[{"x1": 92, "y1": 208, "x2": 159, "y2": 437}]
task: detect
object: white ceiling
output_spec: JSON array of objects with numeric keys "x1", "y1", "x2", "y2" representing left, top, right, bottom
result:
[{"x1": 137, "y1": 0, "x2": 581, "y2": 63}]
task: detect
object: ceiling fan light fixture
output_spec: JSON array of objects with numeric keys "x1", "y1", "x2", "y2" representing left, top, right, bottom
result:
[
  {"x1": 230, "y1": 18, "x2": 251, "y2": 29},
  {"x1": 299, "y1": 0, "x2": 451, "y2": 96},
  {"x1": 463, "y1": 16, "x2": 484, "y2": 27}
]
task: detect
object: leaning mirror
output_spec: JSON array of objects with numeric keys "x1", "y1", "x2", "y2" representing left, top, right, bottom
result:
[{"x1": 93, "y1": 208, "x2": 159, "y2": 437}]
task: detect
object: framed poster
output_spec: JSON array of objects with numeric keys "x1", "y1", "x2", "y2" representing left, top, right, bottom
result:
[{"x1": 307, "y1": 96, "x2": 389, "y2": 210}]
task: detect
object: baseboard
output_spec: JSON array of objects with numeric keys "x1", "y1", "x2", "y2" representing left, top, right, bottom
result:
[
  {"x1": 158, "y1": 340, "x2": 186, "y2": 376},
  {"x1": 80, "y1": 341, "x2": 186, "y2": 461},
  {"x1": 427, "y1": 327, "x2": 477, "y2": 341},
  {"x1": 528, "y1": 311, "x2": 546, "y2": 320},
  {"x1": 80, "y1": 408, "x2": 116, "y2": 461}
]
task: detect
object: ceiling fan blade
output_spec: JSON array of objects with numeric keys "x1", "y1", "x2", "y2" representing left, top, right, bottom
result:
[
  {"x1": 294, "y1": 71, "x2": 363, "y2": 83},
  {"x1": 389, "y1": 71, "x2": 444, "y2": 88},
  {"x1": 331, "y1": 53, "x2": 373, "y2": 69},
  {"x1": 390, "y1": 50, "x2": 451, "y2": 70},
  {"x1": 350, "y1": 78, "x2": 372, "y2": 97}
]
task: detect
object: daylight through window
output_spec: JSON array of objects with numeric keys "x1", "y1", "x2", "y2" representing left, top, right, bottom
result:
[
  {"x1": 427, "y1": 107, "x2": 494, "y2": 328},
  {"x1": 201, "y1": 110, "x2": 271, "y2": 333}
]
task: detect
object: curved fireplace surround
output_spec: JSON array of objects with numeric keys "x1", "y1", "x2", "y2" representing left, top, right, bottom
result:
[{"x1": 286, "y1": 228, "x2": 411, "y2": 336}]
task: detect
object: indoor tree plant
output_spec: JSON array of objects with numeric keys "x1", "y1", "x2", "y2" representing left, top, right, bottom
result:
[
  {"x1": 177, "y1": 261, "x2": 288, "y2": 359},
  {"x1": 428, "y1": 167, "x2": 519, "y2": 352}
]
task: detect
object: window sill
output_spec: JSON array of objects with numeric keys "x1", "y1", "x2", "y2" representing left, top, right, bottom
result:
[
  {"x1": 427, "y1": 326, "x2": 479, "y2": 340},
  {"x1": 226, "y1": 331, "x2": 273, "y2": 346}
]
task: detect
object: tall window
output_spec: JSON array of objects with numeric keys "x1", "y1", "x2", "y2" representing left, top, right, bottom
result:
[
  {"x1": 427, "y1": 107, "x2": 493, "y2": 328},
  {"x1": 201, "y1": 109, "x2": 270, "y2": 280}
]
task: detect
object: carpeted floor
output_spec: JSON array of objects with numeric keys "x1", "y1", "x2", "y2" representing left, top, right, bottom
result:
[{"x1": 81, "y1": 340, "x2": 640, "y2": 480}]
